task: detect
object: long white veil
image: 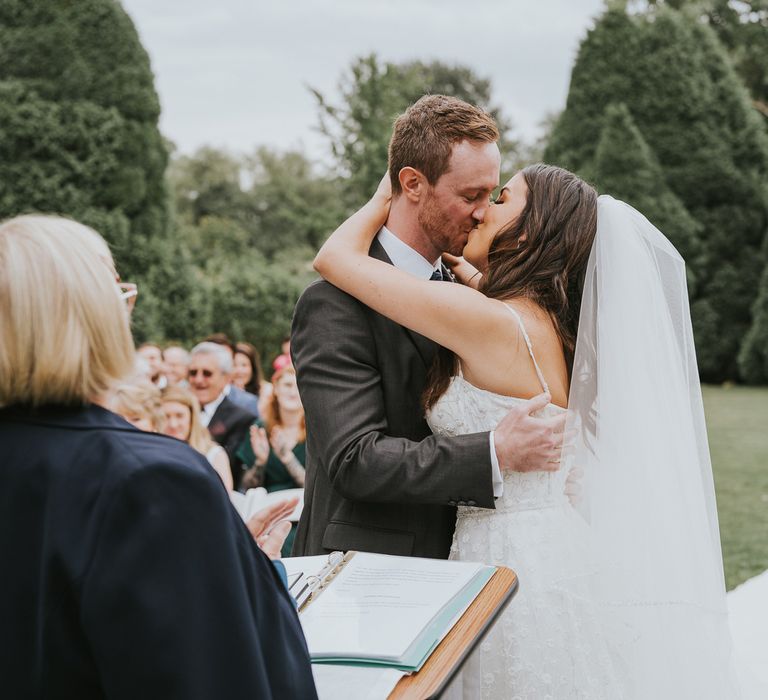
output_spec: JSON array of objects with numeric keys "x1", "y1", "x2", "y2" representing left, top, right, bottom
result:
[{"x1": 562, "y1": 196, "x2": 740, "y2": 698}]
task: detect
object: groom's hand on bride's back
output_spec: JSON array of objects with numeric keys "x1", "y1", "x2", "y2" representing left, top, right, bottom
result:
[{"x1": 493, "y1": 392, "x2": 565, "y2": 473}]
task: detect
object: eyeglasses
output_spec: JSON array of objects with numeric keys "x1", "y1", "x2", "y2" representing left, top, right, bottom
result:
[
  {"x1": 188, "y1": 368, "x2": 215, "y2": 379},
  {"x1": 118, "y1": 282, "x2": 138, "y2": 314}
]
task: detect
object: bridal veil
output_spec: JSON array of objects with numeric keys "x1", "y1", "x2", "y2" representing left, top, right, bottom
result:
[{"x1": 562, "y1": 196, "x2": 741, "y2": 698}]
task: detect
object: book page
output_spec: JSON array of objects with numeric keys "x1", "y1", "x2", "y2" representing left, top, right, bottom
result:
[
  {"x1": 299, "y1": 552, "x2": 485, "y2": 661},
  {"x1": 229, "y1": 487, "x2": 303, "y2": 521},
  {"x1": 311, "y1": 664, "x2": 406, "y2": 700}
]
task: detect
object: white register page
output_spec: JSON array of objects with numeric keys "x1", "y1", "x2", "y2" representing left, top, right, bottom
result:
[{"x1": 299, "y1": 552, "x2": 488, "y2": 663}]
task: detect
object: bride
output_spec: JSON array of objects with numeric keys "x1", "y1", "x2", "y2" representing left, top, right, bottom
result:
[{"x1": 313, "y1": 164, "x2": 740, "y2": 698}]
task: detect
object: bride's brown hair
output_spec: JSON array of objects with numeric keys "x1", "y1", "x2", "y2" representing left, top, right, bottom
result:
[{"x1": 423, "y1": 163, "x2": 598, "y2": 410}]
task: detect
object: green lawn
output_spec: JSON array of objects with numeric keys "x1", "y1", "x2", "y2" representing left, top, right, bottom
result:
[{"x1": 703, "y1": 385, "x2": 768, "y2": 590}]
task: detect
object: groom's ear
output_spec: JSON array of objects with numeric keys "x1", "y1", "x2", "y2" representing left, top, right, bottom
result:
[{"x1": 399, "y1": 167, "x2": 427, "y2": 203}]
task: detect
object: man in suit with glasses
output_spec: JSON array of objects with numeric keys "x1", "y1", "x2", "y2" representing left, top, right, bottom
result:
[{"x1": 189, "y1": 342, "x2": 256, "y2": 489}]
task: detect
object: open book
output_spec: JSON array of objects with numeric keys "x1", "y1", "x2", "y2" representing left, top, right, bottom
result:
[{"x1": 283, "y1": 552, "x2": 496, "y2": 673}]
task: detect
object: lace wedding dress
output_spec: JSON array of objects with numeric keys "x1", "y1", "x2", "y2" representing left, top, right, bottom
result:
[
  {"x1": 426, "y1": 198, "x2": 739, "y2": 699},
  {"x1": 427, "y1": 305, "x2": 624, "y2": 700}
]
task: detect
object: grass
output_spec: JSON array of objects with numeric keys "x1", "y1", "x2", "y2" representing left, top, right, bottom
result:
[{"x1": 703, "y1": 385, "x2": 768, "y2": 590}]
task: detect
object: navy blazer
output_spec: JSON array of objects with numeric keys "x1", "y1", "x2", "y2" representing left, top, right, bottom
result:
[{"x1": 0, "y1": 404, "x2": 317, "y2": 700}]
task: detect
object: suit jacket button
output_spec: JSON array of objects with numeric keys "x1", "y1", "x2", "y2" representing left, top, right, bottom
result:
[
  {"x1": 467, "y1": 500, "x2": 476, "y2": 506},
  {"x1": 457, "y1": 500, "x2": 466, "y2": 506},
  {"x1": 447, "y1": 500, "x2": 457, "y2": 507}
]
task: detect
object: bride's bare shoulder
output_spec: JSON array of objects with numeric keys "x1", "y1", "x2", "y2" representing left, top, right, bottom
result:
[{"x1": 460, "y1": 296, "x2": 569, "y2": 404}]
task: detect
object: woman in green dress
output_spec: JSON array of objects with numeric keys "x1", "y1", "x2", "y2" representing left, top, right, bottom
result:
[{"x1": 237, "y1": 366, "x2": 305, "y2": 556}]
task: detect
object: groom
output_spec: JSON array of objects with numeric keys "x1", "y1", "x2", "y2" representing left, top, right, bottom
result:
[{"x1": 291, "y1": 95, "x2": 561, "y2": 558}]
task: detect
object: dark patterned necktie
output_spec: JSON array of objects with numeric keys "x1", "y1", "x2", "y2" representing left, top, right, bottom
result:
[{"x1": 430, "y1": 268, "x2": 443, "y2": 281}]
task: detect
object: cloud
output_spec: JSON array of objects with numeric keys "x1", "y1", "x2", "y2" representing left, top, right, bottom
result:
[{"x1": 122, "y1": 0, "x2": 604, "y2": 159}]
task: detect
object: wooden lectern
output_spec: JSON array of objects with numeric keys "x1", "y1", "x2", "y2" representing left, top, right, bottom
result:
[{"x1": 388, "y1": 566, "x2": 518, "y2": 699}]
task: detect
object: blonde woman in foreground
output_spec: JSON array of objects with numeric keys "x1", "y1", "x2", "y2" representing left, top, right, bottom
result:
[{"x1": 0, "y1": 214, "x2": 317, "y2": 699}]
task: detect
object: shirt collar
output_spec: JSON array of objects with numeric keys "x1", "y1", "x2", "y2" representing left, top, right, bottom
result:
[
  {"x1": 200, "y1": 389, "x2": 227, "y2": 427},
  {"x1": 377, "y1": 226, "x2": 442, "y2": 280}
]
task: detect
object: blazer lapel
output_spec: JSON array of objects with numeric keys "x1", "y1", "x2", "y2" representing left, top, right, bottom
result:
[{"x1": 369, "y1": 238, "x2": 438, "y2": 368}]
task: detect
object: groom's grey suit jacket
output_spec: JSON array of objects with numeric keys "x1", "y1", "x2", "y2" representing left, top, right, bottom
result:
[{"x1": 291, "y1": 238, "x2": 495, "y2": 559}]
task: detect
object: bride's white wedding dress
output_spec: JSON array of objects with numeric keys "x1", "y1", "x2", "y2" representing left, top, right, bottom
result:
[
  {"x1": 428, "y1": 305, "x2": 623, "y2": 699},
  {"x1": 425, "y1": 197, "x2": 741, "y2": 699}
]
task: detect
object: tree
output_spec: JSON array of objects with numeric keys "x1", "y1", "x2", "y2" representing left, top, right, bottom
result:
[
  {"x1": 166, "y1": 145, "x2": 340, "y2": 350},
  {"x1": 245, "y1": 147, "x2": 345, "y2": 258},
  {"x1": 169, "y1": 146, "x2": 345, "y2": 262},
  {"x1": 0, "y1": 0, "x2": 171, "y2": 342},
  {"x1": 739, "y1": 262, "x2": 768, "y2": 382},
  {"x1": 206, "y1": 250, "x2": 313, "y2": 368},
  {"x1": 0, "y1": 1, "x2": 170, "y2": 270},
  {"x1": 130, "y1": 234, "x2": 212, "y2": 345},
  {"x1": 588, "y1": 102, "x2": 702, "y2": 274},
  {"x1": 167, "y1": 146, "x2": 245, "y2": 226},
  {"x1": 639, "y1": 0, "x2": 768, "y2": 120},
  {"x1": 311, "y1": 54, "x2": 519, "y2": 206},
  {"x1": 545, "y1": 6, "x2": 768, "y2": 380}
]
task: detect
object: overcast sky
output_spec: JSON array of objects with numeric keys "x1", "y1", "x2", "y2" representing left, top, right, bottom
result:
[{"x1": 121, "y1": 0, "x2": 606, "y2": 162}]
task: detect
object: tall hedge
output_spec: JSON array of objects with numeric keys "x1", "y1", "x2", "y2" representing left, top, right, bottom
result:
[
  {"x1": 739, "y1": 260, "x2": 768, "y2": 383},
  {"x1": 545, "y1": 6, "x2": 768, "y2": 381},
  {"x1": 0, "y1": 0, "x2": 170, "y2": 303},
  {"x1": 588, "y1": 102, "x2": 702, "y2": 276}
]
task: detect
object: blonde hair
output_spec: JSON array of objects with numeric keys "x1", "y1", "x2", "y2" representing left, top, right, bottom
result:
[
  {"x1": 160, "y1": 384, "x2": 216, "y2": 455},
  {"x1": 0, "y1": 215, "x2": 135, "y2": 407},
  {"x1": 263, "y1": 366, "x2": 305, "y2": 442},
  {"x1": 110, "y1": 381, "x2": 166, "y2": 432}
]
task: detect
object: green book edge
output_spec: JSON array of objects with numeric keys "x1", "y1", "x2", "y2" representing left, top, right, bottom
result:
[{"x1": 311, "y1": 565, "x2": 497, "y2": 672}]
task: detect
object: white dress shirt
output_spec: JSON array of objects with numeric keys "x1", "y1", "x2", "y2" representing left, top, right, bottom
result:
[
  {"x1": 377, "y1": 227, "x2": 504, "y2": 497},
  {"x1": 200, "y1": 389, "x2": 227, "y2": 428}
]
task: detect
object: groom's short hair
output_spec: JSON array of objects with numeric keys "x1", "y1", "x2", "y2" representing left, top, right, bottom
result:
[{"x1": 388, "y1": 94, "x2": 499, "y2": 195}]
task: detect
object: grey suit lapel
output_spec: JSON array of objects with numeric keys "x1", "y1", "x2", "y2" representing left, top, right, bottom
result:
[{"x1": 369, "y1": 237, "x2": 438, "y2": 368}]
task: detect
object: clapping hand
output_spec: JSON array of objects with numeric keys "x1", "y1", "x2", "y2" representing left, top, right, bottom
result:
[
  {"x1": 246, "y1": 497, "x2": 299, "y2": 560},
  {"x1": 270, "y1": 426, "x2": 298, "y2": 464},
  {"x1": 249, "y1": 425, "x2": 270, "y2": 467}
]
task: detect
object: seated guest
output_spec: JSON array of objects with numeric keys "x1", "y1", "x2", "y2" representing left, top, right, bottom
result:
[
  {"x1": 189, "y1": 342, "x2": 256, "y2": 489},
  {"x1": 137, "y1": 342, "x2": 167, "y2": 388},
  {"x1": 110, "y1": 381, "x2": 166, "y2": 432},
  {"x1": 0, "y1": 214, "x2": 317, "y2": 698},
  {"x1": 233, "y1": 341, "x2": 272, "y2": 416},
  {"x1": 205, "y1": 333, "x2": 260, "y2": 417},
  {"x1": 163, "y1": 345, "x2": 190, "y2": 386},
  {"x1": 161, "y1": 384, "x2": 233, "y2": 492},
  {"x1": 238, "y1": 366, "x2": 306, "y2": 556}
]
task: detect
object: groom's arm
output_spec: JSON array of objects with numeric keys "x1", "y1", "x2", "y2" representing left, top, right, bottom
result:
[{"x1": 292, "y1": 281, "x2": 495, "y2": 508}]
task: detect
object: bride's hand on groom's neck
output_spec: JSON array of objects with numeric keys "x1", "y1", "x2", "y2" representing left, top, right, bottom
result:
[
  {"x1": 373, "y1": 172, "x2": 392, "y2": 205},
  {"x1": 313, "y1": 174, "x2": 392, "y2": 278},
  {"x1": 442, "y1": 253, "x2": 482, "y2": 289}
]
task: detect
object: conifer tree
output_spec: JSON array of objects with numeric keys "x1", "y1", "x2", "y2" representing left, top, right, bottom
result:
[
  {"x1": 0, "y1": 0, "x2": 181, "y2": 340},
  {"x1": 589, "y1": 102, "x2": 702, "y2": 273},
  {"x1": 739, "y1": 264, "x2": 768, "y2": 383},
  {"x1": 545, "y1": 6, "x2": 768, "y2": 381}
]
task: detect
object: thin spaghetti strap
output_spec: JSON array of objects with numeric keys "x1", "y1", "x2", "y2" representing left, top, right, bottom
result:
[{"x1": 501, "y1": 303, "x2": 550, "y2": 394}]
